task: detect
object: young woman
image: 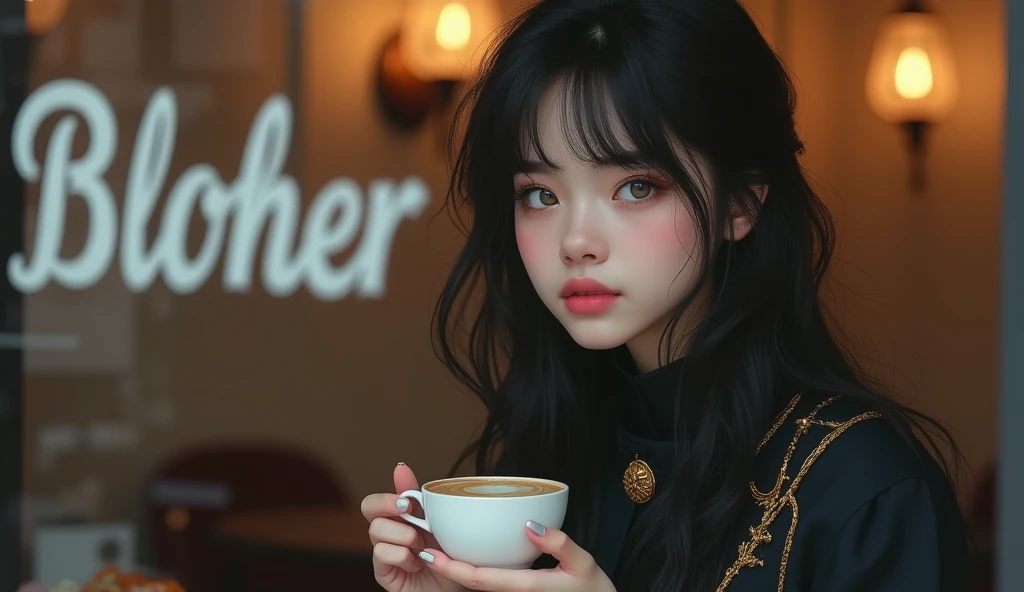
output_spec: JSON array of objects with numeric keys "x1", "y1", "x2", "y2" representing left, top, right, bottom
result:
[{"x1": 361, "y1": 0, "x2": 970, "y2": 590}]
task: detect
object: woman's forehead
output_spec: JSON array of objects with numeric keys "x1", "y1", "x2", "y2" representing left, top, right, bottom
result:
[{"x1": 517, "y1": 79, "x2": 639, "y2": 168}]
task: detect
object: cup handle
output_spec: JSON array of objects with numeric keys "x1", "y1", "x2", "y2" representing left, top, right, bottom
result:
[{"x1": 396, "y1": 489, "x2": 431, "y2": 533}]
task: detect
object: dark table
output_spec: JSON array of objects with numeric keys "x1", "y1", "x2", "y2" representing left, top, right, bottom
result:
[{"x1": 215, "y1": 505, "x2": 378, "y2": 591}]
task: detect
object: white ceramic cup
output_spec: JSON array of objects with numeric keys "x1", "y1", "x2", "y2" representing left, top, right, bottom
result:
[{"x1": 397, "y1": 476, "x2": 569, "y2": 569}]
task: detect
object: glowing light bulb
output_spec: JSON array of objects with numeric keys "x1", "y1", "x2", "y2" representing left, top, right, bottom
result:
[
  {"x1": 894, "y1": 47, "x2": 934, "y2": 99},
  {"x1": 398, "y1": 0, "x2": 500, "y2": 81},
  {"x1": 24, "y1": 0, "x2": 69, "y2": 35},
  {"x1": 435, "y1": 2, "x2": 472, "y2": 51}
]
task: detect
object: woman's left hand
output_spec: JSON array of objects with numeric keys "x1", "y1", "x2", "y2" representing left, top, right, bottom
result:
[{"x1": 417, "y1": 521, "x2": 615, "y2": 592}]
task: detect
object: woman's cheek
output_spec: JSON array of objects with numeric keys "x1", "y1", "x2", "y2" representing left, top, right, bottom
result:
[
  {"x1": 622, "y1": 209, "x2": 699, "y2": 267},
  {"x1": 614, "y1": 210, "x2": 701, "y2": 307},
  {"x1": 516, "y1": 222, "x2": 550, "y2": 275}
]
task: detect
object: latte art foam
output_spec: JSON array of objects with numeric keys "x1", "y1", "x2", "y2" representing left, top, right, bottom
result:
[{"x1": 425, "y1": 478, "x2": 563, "y2": 498}]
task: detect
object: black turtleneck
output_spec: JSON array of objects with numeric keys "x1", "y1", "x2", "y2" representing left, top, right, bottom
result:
[
  {"x1": 575, "y1": 353, "x2": 969, "y2": 591},
  {"x1": 503, "y1": 350, "x2": 970, "y2": 590},
  {"x1": 587, "y1": 353, "x2": 690, "y2": 579},
  {"x1": 617, "y1": 354, "x2": 686, "y2": 440}
]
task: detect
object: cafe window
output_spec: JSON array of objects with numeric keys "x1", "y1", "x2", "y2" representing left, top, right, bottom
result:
[
  {"x1": 2, "y1": 1, "x2": 488, "y2": 590},
  {"x1": 0, "y1": 0, "x2": 1009, "y2": 590}
]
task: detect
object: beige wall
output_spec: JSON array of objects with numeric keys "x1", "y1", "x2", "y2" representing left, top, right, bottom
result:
[
  {"x1": 20, "y1": 0, "x2": 1001, "y2": 537},
  {"x1": 781, "y1": 0, "x2": 1003, "y2": 485}
]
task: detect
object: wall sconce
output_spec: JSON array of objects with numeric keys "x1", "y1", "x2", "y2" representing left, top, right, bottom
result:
[
  {"x1": 25, "y1": 0, "x2": 70, "y2": 36},
  {"x1": 375, "y1": 0, "x2": 501, "y2": 131},
  {"x1": 865, "y1": 0, "x2": 958, "y2": 193}
]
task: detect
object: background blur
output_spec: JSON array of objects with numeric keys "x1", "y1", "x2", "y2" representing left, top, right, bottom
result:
[{"x1": 0, "y1": 0, "x2": 1007, "y2": 590}]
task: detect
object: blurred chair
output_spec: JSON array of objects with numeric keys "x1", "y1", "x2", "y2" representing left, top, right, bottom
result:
[{"x1": 145, "y1": 441, "x2": 358, "y2": 592}]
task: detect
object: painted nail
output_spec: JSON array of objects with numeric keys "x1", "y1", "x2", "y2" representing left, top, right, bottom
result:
[
  {"x1": 395, "y1": 498, "x2": 410, "y2": 512},
  {"x1": 418, "y1": 551, "x2": 435, "y2": 563},
  {"x1": 526, "y1": 520, "x2": 547, "y2": 536}
]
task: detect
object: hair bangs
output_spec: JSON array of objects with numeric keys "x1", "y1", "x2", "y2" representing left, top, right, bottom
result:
[
  {"x1": 490, "y1": 58, "x2": 715, "y2": 233},
  {"x1": 510, "y1": 66, "x2": 685, "y2": 173}
]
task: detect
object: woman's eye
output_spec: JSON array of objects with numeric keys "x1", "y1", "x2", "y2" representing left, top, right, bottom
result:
[
  {"x1": 616, "y1": 181, "x2": 655, "y2": 201},
  {"x1": 525, "y1": 188, "x2": 559, "y2": 208}
]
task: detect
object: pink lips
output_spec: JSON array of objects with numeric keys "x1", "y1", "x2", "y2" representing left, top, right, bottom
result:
[{"x1": 559, "y1": 278, "x2": 621, "y2": 315}]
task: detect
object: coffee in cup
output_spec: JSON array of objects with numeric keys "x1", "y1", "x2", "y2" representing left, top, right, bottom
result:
[
  {"x1": 424, "y1": 477, "x2": 564, "y2": 497},
  {"x1": 398, "y1": 476, "x2": 569, "y2": 569}
]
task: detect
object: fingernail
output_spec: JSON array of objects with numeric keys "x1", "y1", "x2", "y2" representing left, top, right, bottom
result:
[
  {"x1": 418, "y1": 551, "x2": 435, "y2": 563},
  {"x1": 395, "y1": 498, "x2": 410, "y2": 512},
  {"x1": 397, "y1": 461, "x2": 406, "y2": 466},
  {"x1": 526, "y1": 520, "x2": 547, "y2": 535}
]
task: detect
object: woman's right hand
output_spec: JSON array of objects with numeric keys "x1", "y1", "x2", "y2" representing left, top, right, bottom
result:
[{"x1": 361, "y1": 463, "x2": 466, "y2": 592}]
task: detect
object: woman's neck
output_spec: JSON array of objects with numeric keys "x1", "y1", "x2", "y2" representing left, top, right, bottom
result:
[{"x1": 626, "y1": 286, "x2": 710, "y2": 372}]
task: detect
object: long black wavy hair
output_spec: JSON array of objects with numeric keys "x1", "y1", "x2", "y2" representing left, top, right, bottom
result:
[{"x1": 431, "y1": 1, "x2": 963, "y2": 590}]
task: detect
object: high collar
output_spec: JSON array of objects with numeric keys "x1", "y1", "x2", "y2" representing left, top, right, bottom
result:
[
  {"x1": 611, "y1": 349, "x2": 688, "y2": 442},
  {"x1": 585, "y1": 349, "x2": 689, "y2": 580}
]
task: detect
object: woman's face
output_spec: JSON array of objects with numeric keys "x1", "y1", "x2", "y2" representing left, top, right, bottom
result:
[{"x1": 513, "y1": 86, "x2": 705, "y2": 371}]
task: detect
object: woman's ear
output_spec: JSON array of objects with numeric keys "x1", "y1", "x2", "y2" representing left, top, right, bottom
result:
[{"x1": 726, "y1": 185, "x2": 768, "y2": 241}]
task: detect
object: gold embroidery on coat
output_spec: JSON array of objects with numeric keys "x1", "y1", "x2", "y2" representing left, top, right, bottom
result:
[{"x1": 715, "y1": 395, "x2": 882, "y2": 592}]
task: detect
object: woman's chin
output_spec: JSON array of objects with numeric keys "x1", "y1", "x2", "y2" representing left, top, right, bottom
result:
[{"x1": 563, "y1": 325, "x2": 630, "y2": 351}]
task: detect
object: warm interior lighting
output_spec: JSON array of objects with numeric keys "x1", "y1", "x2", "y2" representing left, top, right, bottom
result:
[
  {"x1": 435, "y1": 3, "x2": 472, "y2": 51},
  {"x1": 865, "y1": 2, "x2": 957, "y2": 193},
  {"x1": 400, "y1": 0, "x2": 500, "y2": 82},
  {"x1": 376, "y1": 0, "x2": 501, "y2": 130},
  {"x1": 894, "y1": 47, "x2": 934, "y2": 99},
  {"x1": 865, "y1": 10, "x2": 957, "y2": 124},
  {"x1": 24, "y1": 0, "x2": 69, "y2": 36}
]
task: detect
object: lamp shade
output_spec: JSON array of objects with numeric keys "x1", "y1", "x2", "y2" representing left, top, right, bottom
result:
[
  {"x1": 25, "y1": 0, "x2": 69, "y2": 35},
  {"x1": 399, "y1": 0, "x2": 501, "y2": 82},
  {"x1": 865, "y1": 10, "x2": 958, "y2": 124}
]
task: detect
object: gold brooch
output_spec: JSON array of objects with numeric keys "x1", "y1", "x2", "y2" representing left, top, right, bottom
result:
[{"x1": 623, "y1": 454, "x2": 655, "y2": 503}]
